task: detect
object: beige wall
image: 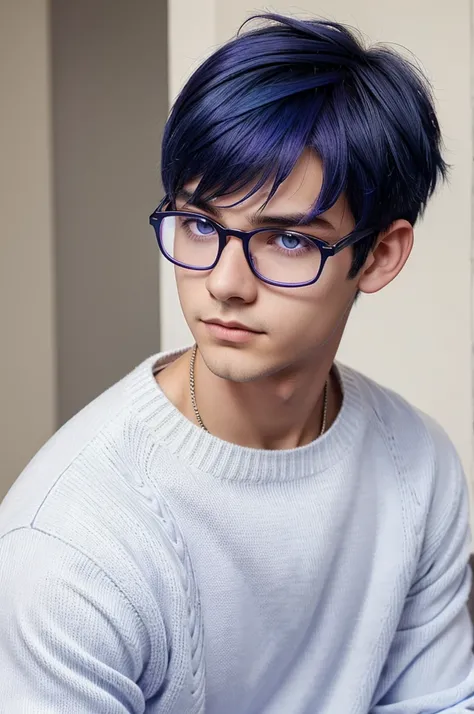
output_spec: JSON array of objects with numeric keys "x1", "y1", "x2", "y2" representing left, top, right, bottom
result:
[
  {"x1": 51, "y1": 0, "x2": 167, "y2": 424},
  {"x1": 1, "y1": 0, "x2": 168, "y2": 498},
  {"x1": 0, "y1": 1, "x2": 57, "y2": 495},
  {"x1": 165, "y1": 1, "x2": 473, "y2": 489}
]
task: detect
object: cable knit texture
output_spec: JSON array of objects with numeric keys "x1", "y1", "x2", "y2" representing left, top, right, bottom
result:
[{"x1": 1, "y1": 348, "x2": 473, "y2": 713}]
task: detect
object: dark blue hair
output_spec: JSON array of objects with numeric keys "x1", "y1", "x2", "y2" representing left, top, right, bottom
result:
[{"x1": 161, "y1": 13, "x2": 447, "y2": 276}]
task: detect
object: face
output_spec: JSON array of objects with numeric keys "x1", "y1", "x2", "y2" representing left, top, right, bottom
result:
[{"x1": 172, "y1": 151, "x2": 404, "y2": 383}]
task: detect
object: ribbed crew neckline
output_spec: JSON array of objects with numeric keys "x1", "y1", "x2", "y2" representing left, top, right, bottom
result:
[{"x1": 126, "y1": 348, "x2": 365, "y2": 483}]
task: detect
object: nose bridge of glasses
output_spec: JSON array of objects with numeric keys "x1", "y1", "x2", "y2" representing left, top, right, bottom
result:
[
  {"x1": 219, "y1": 229, "x2": 252, "y2": 261},
  {"x1": 218, "y1": 227, "x2": 254, "y2": 262},
  {"x1": 221, "y1": 225, "x2": 252, "y2": 244},
  {"x1": 214, "y1": 228, "x2": 256, "y2": 277}
]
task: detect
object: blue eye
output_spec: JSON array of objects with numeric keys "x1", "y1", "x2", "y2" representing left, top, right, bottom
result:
[
  {"x1": 195, "y1": 219, "x2": 215, "y2": 235},
  {"x1": 266, "y1": 232, "x2": 313, "y2": 256},
  {"x1": 180, "y1": 216, "x2": 217, "y2": 238},
  {"x1": 279, "y1": 235, "x2": 300, "y2": 250}
]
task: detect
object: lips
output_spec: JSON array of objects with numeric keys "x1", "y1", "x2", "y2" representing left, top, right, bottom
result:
[{"x1": 203, "y1": 319, "x2": 261, "y2": 333}]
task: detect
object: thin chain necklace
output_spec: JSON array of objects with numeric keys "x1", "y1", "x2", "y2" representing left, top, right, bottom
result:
[{"x1": 189, "y1": 344, "x2": 329, "y2": 437}]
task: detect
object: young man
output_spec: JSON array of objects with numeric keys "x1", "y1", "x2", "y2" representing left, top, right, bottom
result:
[{"x1": 0, "y1": 12, "x2": 473, "y2": 714}]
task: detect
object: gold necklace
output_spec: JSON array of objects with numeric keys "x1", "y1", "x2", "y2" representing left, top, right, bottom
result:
[{"x1": 189, "y1": 344, "x2": 329, "y2": 437}]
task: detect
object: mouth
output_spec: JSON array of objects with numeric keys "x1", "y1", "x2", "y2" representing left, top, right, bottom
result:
[
  {"x1": 201, "y1": 318, "x2": 263, "y2": 343},
  {"x1": 203, "y1": 319, "x2": 261, "y2": 333}
]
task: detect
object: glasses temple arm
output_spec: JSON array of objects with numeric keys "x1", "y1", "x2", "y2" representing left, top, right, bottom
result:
[{"x1": 333, "y1": 229, "x2": 378, "y2": 254}]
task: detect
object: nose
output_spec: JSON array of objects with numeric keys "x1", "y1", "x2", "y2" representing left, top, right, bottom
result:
[{"x1": 205, "y1": 236, "x2": 258, "y2": 304}]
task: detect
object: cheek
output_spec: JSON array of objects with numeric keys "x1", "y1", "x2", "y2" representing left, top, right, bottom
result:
[
  {"x1": 175, "y1": 269, "x2": 203, "y2": 310},
  {"x1": 320, "y1": 247, "x2": 354, "y2": 287},
  {"x1": 266, "y1": 257, "x2": 356, "y2": 340},
  {"x1": 312, "y1": 250, "x2": 358, "y2": 310}
]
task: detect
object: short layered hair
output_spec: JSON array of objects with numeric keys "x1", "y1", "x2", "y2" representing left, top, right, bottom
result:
[{"x1": 161, "y1": 14, "x2": 447, "y2": 276}]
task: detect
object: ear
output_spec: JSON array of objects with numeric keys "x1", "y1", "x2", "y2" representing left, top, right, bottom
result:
[{"x1": 357, "y1": 219, "x2": 414, "y2": 294}]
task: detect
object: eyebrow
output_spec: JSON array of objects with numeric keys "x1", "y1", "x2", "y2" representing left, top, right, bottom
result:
[{"x1": 175, "y1": 188, "x2": 336, "y2": 231}]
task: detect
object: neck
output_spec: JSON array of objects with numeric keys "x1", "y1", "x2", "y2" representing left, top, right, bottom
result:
[{"x1": 158, "y1": 345, "x2": 342, "y2": 450}]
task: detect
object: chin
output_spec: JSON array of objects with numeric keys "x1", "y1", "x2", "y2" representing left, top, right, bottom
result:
[{"x1": 199, "y1": 343, "x2": 276, "y2": 384}]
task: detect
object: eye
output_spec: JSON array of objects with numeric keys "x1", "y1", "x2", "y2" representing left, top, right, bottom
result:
[
  {"x1": 276, "y1": 234, "x2": 302, "y2": 250},
  {"x1": 179, "y1": 216, "x2": 217, "y2": 239},
  {"x1": 194, "y1": 218, "x2": 215, "y2": 235},
  {"x1": 188, "y1": 218, "x2": 215, "y2": 236},
  {"x1": 263, "y1": 231, "x2": 315, "y2": 257}
]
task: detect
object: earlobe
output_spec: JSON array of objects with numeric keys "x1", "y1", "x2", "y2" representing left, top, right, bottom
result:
[{"x1": 357, "y1": 220, "x2": 414, "y2": 295}]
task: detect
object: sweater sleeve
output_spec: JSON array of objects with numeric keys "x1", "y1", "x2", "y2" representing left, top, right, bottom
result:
[
  {"x1": 371, "y1": 427, "x2": 474, "y2": 713},
  {"x1": 0, "y1": 526, "x2": 161, "y2": 713}
]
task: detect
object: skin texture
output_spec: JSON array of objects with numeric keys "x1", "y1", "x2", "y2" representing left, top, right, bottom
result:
[{"x1": 157, "y1": 150, "x2": 413, "y2": 450}]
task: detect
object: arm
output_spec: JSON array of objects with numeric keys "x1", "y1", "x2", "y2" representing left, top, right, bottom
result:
[
  {"x1": 371, "y1": 429, "x2": 474, "y2": 713},
  {"x1": 0, "y1": 526, "x2": 161, "y2": 713}
]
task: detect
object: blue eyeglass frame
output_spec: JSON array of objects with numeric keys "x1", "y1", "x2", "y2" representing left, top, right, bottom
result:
[{"x1": 149, "y1": 199, "x2": 376, "y2": 288}]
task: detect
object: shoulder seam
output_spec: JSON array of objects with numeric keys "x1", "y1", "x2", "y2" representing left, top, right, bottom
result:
[
  {"x1": 369, "y1": 403, "x2": 426, "y2": 547},
  {"x1": 30, "y1": 402, "x2": 131, "y2": 528}
]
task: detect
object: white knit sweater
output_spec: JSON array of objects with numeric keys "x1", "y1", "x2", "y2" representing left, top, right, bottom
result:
[{"x1": 0, "y1": 349, "x2": 473, "y2": 713}]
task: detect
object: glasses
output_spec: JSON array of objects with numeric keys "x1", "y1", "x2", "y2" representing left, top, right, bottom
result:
[{"x1": 149, "y1": 204, "x2": 375, "y2": 288}]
